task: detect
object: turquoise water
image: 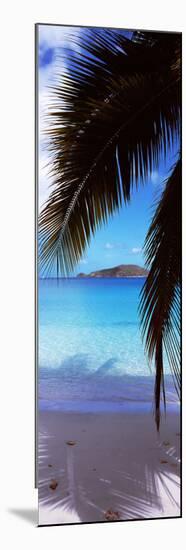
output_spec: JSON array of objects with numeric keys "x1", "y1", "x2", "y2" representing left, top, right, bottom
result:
[{"x1": 39, "y1": 278, "x2": 177, "y2": 411}]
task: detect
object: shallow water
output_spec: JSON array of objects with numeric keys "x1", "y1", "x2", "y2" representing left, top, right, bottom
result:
[{"x1": 39, "y1": 278, "x2": 178, "y2": 411}]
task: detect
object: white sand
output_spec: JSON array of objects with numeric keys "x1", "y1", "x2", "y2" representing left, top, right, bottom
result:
[{"x1": 38, "y1": 409, "x2": 181, "y2": 526}]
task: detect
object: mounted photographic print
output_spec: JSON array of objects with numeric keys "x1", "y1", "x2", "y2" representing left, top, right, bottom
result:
[{"x1": 35, "y1": 24, "x2": 181, "y2": 526}]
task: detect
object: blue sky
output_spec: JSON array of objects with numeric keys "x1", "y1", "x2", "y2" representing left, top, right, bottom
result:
[{"x1": 38, "y1": 25, "x2": 179, "y2": 275}]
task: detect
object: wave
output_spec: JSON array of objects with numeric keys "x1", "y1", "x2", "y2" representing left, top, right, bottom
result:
[{"x1": 39, "y1": 354, "x2": 178, "y2": 412}]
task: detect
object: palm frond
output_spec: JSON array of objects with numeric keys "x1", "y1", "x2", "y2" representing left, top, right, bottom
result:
[
  {"x1": 139, "y1": 159, "x2": 181, "y2": 430},
  {"x1": 39, "y1": 29, "x2": 181, "y2": 275}
]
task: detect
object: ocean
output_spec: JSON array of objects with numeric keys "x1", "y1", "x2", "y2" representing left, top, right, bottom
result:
[{"x1": 39, "y1": 278, "x2": 178, "y2": 412}]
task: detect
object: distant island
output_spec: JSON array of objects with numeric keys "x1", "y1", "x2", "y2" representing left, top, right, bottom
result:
[{"x1": 77, "y1": 264, "x2": 149, "y2": 278}]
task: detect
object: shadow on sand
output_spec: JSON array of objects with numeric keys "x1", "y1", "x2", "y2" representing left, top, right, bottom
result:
[{"x1": 37, "y1": 413, "x2": 180, "y2": 525}]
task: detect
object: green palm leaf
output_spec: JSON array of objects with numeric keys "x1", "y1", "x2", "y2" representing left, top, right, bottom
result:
[
  {"x1": 39, "y1": 29, "x2": 181, "y2": 275},
  {"x1": 139, "y1": 159, "x2": 181, "y2": 430}
]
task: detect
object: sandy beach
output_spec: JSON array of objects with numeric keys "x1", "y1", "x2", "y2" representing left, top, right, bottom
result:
[{"x1": 38, "y1": 408, "x2": 181, "y2": 526}]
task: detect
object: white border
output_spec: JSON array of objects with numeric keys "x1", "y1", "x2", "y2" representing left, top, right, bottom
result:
[{"x1": 1, "y1": 1, "x2": 185, "y2": 548}]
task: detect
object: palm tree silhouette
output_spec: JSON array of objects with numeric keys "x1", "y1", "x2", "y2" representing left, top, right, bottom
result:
[{"x1": 39, "y1": 29, "x2": 181, "y2": 429}]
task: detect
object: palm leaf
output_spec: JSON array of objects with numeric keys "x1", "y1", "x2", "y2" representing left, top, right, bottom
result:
[
  {"x1": 139, "y1": 159, "x2": 181, "y2": 430},
  {"x1": 39, "y1": 29, "x2": 181, "y2": 275}
]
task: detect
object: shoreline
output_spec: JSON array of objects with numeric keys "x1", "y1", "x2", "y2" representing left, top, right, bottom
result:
[
  {"x1": 38, "y1": 408, "x2": 180, "y2": 526},
  {"x1": 39, "y1": 400, "x2": 179, "y2": 414}
]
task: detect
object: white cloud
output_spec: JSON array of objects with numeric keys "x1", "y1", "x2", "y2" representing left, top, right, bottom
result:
[
  {"x1": 38, "y1": 25, "x2": 81, "y2": 211},
  {"x1": 105, "y1": 242, "x2": 114, "y2": 249},
  {"x1": 38, "y1": 25, "x2": 81, "y2": 51},
  {"x1": 104, "y1": 242, "x2": 126, "y2": 250},
  {"x1": 132, "y1": 247, "x2": 142, "y2": 254},
  {"x1": 38, "y1": 25, "x2": 81, "y2": 93},
  {"x1": 39, "y1": 151, "x2": 56, "y2": 211}
]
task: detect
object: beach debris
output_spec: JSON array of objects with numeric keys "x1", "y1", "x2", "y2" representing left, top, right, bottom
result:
[
  {"x1": 160, "y1": 460, "x2": 168, "y2": 464},
  {"x1": 49, "y1": 480, "x2": 58, "y2": 491},
  {"x1": 48, "y1": 464, "x2": 52, "y2": 468},
  {"x1": 104, "y1": 509, "x2": 120, "y2": 521},
  {"x1": 92, "y1": 468, "x2": 96, "y2": 471},
  {"x1": 66, "y1": 440, "x2": 76, "y2": 446},
  {"x1": 163, "y1": 441, "x2": 170, "y2": 446}
]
